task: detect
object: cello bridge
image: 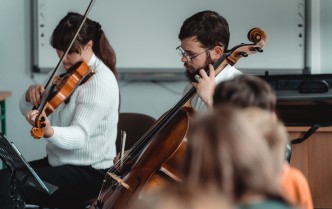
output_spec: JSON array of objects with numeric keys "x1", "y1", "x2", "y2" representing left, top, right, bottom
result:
[{"x1": 108, "y1": 172, "x2": 130, "y2": 190}]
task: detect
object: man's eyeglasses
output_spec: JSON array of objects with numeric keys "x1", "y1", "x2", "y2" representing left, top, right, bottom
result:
[{"x1": 176, "y1": 46, "x2": 210, "y2": 62}]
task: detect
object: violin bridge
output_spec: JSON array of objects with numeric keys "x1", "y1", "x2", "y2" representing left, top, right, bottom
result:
[
  {"x1": 108, "y1": 172, "x2": 130, "y2": 190},
  {"x1": 52, "y1": 75, "x2": 61, "y2": 85}
]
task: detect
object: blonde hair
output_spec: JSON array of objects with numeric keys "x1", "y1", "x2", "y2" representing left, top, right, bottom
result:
[
  {"x1": 242, "y1": 107, "x2": 289, "y2": 174},
  {"x1": 131, "y1": 185, "x2": 232, "y2": 209},
  {"x1": 184, "y1": 105, "x2": 283, "y2": 202}
]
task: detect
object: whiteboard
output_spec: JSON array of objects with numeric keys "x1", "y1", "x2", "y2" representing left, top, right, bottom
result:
[{"x1": 32, "y1": 0, "x2": 305, "y2": 77}]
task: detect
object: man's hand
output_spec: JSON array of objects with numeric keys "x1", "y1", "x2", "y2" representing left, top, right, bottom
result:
[{"x1": 192, "y1": 64, "x2": 216, "y2": 109}]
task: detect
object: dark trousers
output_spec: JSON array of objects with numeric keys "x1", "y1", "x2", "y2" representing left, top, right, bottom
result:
[{"x1": 0, "y1": 158, "x2": 108, "y2": 209}]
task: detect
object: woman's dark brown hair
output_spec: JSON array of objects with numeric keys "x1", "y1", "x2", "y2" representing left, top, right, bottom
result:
[{"x1": 50, "y1": 12, "x2": 117, "y2": 77}]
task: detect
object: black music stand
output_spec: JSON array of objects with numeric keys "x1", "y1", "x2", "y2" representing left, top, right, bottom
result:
[{"x1": 0, "y1": 133, "x2": 58, "y2": 209}]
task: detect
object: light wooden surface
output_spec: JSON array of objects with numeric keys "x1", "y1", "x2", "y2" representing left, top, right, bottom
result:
[
  {"x1": 0, "y1": 91, "x2": 12, "y2": 101},
  {"x1": 288, "y1": 126, "x2": 332, "y2": 208}
]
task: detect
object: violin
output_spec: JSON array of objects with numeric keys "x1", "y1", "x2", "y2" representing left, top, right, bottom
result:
[
  {"x1": 30, "y1": 0, "x2": 96, "y2": 139},
  {"x1": 89, "y1": 27, "x2": 267, "y2": 209},
  {"x1": 31, "y1": 61, "x2": 94, "y2": 139}
]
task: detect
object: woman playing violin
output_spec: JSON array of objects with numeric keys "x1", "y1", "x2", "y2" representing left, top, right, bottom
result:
[
  {"x1": 178, "y1": 10, "x2": 242, "y2": 111},
  {"x1": 0, "y1": 12, "x2": 119, "y2": 208}
]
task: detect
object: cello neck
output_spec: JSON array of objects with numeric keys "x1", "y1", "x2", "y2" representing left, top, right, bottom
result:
[
  {"x1": 128, "y1": 27, "x2": 267, "y2": 163},
  {"x1": 126, "y1": 52, "x2": 232, "y2": 161}
]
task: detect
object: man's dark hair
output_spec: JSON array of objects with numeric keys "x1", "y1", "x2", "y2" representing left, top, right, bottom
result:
[{"x1": 178, "y1": 10, "x2": 230, "y2": 50}]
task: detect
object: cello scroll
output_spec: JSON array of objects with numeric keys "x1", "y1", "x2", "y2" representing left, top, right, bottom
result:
[{"x1": 226, "y1": 27, "x2": 267, "y2": 66}]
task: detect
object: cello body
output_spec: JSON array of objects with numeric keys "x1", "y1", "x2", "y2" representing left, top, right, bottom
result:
[{"x1": 95, "y1": 107, "x2": 191, "y2": 209}]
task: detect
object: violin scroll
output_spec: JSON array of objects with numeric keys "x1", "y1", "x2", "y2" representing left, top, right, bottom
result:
[
  {"x1": 31, "y1": 127, "x2": 44, "y2": 139},
  {"x1": 31, "y1": 116, "x2": 46, "y2": 139}
]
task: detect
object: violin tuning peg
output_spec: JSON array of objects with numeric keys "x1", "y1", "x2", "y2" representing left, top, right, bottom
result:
[
  {"x1": 40, "y1": 117, "x2": 46, "y2": 122},
  {"x1": 40, "y1": 123, "x2": 46, "y2": 128},
  {"x1": 254, "y1": 47, "x2": 263, "y2": 53}
]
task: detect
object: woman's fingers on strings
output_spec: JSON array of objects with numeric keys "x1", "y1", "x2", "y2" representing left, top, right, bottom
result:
[
  {"x1": 35, "y1": 88, "x2": 42, "y2": 105},
  {"x1": 25, "y1": 110, "x2": 40, "y2": 126},
  {"x1": 30, "y1": 110, "x2": 39, "y2": 120},
  {"x1": 30, "y1": 85, "x2": 44, "y2": 107},
  {"x1": 38, "y1": 85, "x2": 45, "y2": 97},
  {"x1": 30, "y1": 90, "x2": 39, "y2": 107}
]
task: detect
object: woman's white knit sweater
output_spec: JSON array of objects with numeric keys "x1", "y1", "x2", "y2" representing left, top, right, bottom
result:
[{"x1": 19, "y1": 54, "x2": 119, "y2": 169}]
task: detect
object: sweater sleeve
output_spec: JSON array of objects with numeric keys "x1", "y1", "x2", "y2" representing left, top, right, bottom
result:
[{"x1": 19, "y1": 93, "x2": 33, "y2": 115}]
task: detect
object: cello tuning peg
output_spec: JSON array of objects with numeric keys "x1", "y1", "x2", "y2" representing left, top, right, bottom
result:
[
  {"x1": 254, "y1": 47, "x2": 263, "y2": 53},
  {"x1": 240, "y1": 52, "x2": 248, "y2": 57}
]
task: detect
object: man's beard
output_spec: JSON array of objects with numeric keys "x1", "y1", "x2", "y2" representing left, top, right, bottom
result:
[{"x1": 185, "y1": 56, "x2": 214, "y2": 82}]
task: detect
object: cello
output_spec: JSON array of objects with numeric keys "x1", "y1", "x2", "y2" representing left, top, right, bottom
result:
[{"x1": 90, "y1": 27, "x2": 267, "y2": 209}]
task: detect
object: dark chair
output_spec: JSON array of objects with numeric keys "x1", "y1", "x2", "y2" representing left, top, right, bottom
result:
[
  {"x1": 33, "y1": 112, "x2": 156, "y2": 209},
  {"x1": 80, "y1": 112, "x2": 156, "y2": 208},
  {"x1": 115, "y1": 112, "x2": 156, "y2": 153}
]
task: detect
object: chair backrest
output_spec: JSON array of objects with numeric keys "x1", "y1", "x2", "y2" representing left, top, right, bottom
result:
[{"x1": 116, "y1": 112, "x2": 156, "y2": 153}]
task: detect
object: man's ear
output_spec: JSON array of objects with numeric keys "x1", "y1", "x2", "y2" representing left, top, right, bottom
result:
[{"x1": 211, "y1": 45, "x2": 224, "y2": 61}]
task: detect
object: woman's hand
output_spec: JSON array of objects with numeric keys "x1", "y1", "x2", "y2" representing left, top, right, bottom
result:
[
  {"x1": 191, "y1": 64, "x2": 216, "y2": 109},
  {"x1": 25, "y1": 110, "x2": 54, "y2": 138},
  {"x1": 25, "y1": 85, "x2": 45, "y2": 107}
]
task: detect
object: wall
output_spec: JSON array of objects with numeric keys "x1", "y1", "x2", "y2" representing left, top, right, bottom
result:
[
  {"x1": 0, "y1": 0, "x2": 331, "y2": 164},
  {"x1": 320, "y1": 0, "x2": 332, "y2": 73},
  {"x1": 307, "y1": 0, "x2": 332, "y2": 74},
  {"x1": 0, "y1": 1, "x2": 47, "y2": 162},
  {"x1": 33, "y1": 0, "x2": 305, "y2": 75},
  {"x1": 0, "y1": 0, "x2": 185, "y2": 164}
]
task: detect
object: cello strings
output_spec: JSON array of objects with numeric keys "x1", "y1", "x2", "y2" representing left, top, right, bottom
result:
[
  {"x1": 102, "y1": 53, "x2": 229, "y2": 184},
  {"x1": 98, "y1": 88, "x2": 196, "y2": 195},
  {"x1": 107, "y1": 43, "x2": 262, "y2": 173},
  {"x1": 101, "y1": 49, "x2": 230, "y2": 189},
  {"x1": 98, "y1": 31, "x2": 266, "y2": 198}
]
